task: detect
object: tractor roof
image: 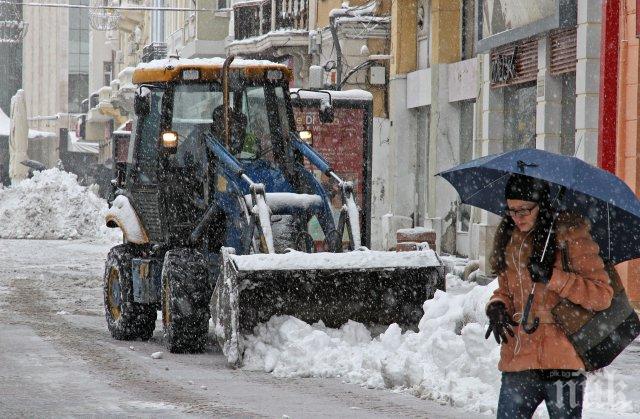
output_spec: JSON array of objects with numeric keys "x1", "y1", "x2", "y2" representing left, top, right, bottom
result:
[{"x1": 133, "y1": 57, "x2": 293, "y2": 84}]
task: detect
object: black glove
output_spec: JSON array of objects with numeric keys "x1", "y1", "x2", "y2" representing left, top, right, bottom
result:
[
  {"x1": 528, "y1": 259, "x2": 552, "y2": 284},
  {"x1": 485, "y1": 302, "x2": 517, "y2": 344}
]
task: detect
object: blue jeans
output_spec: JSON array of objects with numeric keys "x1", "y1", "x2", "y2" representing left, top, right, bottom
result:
[{"x1": 497, "y1": 370, "x2": 586, "y2": 419}]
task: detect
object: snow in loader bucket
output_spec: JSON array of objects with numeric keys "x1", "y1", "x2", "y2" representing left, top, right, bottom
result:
[{"x1": 211, "y1": 247, "x2": 445, "y2": 366}]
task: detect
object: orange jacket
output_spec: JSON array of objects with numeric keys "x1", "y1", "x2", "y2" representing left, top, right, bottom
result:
[{"x1": 487, "y1": 213, "x2": 614, "y2": 372}]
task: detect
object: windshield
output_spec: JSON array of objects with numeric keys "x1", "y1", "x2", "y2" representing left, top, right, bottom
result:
[
  {"x1": 170, "y1": 82, "x2": 292, "y2": 167},
  {"x1": 131, "y1": 90, "x2": 164, "y2": 184}
]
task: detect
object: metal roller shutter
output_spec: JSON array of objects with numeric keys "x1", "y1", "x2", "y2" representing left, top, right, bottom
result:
[
  {"x1": 490, "y1": 37, "x2": 539, "y2": 88},
  {"x1": 550, "y1": 27, "x2": 577, "y2": 75}
]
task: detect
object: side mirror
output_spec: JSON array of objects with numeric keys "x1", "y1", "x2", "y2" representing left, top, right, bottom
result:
[
  {"x1": 160, "y1": 131, "x2": 178, "y2": 153},
  {"x1": 319, "y1": 100, "x2": 334, "y2": 123},
  {"x1": 134, "y1": 93, "x2": 150, "y2": 116}
]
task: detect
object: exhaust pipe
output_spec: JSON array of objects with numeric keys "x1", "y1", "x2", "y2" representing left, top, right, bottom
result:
[{"x1": 222, "y1": 55, "x2": 235, "y2": 149}]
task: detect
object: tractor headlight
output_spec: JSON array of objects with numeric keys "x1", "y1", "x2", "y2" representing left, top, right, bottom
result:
[
  {"x1": 161, "y1": 131, "x2": 178, "y2": 151},
  {"x1": 299, "y1": 130, "x2": 313, "y2": 144}
]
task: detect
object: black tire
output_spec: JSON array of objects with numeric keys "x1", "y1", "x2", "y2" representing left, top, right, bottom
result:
[
  {"x1": 161, "y1": 248, "x2": 212, "y2": 353},
  {"x1": 103, "y1": 244, "x2": 157, "y2": 340}
]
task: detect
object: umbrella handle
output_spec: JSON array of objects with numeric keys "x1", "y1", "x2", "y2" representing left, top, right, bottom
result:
[{"x1": 521, "y1": 291, "x2": 539, "y2": 334}]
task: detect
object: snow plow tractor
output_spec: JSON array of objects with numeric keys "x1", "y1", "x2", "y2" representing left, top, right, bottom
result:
[{"x1": 102, "y1": 56, "x2": 445, "y2": 365}]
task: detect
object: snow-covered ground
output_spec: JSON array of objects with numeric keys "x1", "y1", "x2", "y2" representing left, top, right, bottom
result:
[
  {"x1": 0, "y1": 239, "x2": 466, "y2": 418},
  {"x1": 242, "y1": 273, "x2": 640, "y2": 417}
]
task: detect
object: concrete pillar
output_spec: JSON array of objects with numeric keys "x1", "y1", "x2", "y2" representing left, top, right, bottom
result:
[
  {"x1": 371, "y1": 0, "x2": 420, "y2": 249},
  {"x1": 388, "y1": 75, "x2": 419, "y2": 218},
  {"x1": 370, "y1": 116, "x2": 392, "y2": 250},
  {"x1": 536, "y1": 37, "x2": 563, "y2": 153},
  {"x1": 390, "y1": 0, "x2": 417, "y2": 77},
  {"x1": 480, "y1": 53, "x2": 504, "y2": 156},
  {"x1": 426, "y1": 64, "x2": 461, "y2": 254},
  {"x1": 575, "y1": 0, "x2": 602, "y2": 164},
  {"x1": 430, "y1": 0, "x2": 461, "y2": 64},
  {"x1": 470, "y1": 53, "x2": 504, "y2": 273},
  {"x1": 370, "y1": 74, "x2": 419, "y2": 250}
]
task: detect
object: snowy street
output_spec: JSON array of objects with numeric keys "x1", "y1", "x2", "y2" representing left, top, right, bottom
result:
[
  {"x1": 0, "y1": 239, "x2": 468, "y2": 418},
  {"x1": 4, "y1": 0, "x2": 640, "y2": 417},
  {"x1": 1, "y1": 237, "x2": 639, "y2": 417},
  {"x1": 0, "y1": 172, "x2": 639, "y2": 417}
]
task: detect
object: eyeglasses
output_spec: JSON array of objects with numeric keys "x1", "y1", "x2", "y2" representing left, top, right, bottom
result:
[{"x1": 505, "y1": 204, "x2": 538, "y2": 218}]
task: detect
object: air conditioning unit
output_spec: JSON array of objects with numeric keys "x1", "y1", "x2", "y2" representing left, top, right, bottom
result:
[{"x1": 309, "y1": 65, "x2": 324, "y2": 89}]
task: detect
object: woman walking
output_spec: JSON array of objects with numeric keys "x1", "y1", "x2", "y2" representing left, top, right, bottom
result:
[{"x1": 485, "y1": 174, "x2": 614, "y2": 418}]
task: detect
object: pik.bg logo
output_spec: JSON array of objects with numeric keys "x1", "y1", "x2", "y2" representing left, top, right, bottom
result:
[{"x1": 529, "y1": 370, "x2": 637, "y2": 415}]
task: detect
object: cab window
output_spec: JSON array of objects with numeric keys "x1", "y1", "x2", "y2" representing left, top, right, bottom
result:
[{"x1": 134, "y1": 90, "x2": 163, "y2": 184}]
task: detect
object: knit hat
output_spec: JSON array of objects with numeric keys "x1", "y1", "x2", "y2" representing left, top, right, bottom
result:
[{"x1": 504, "y1": 174, "x2": 549, "y2": 202}]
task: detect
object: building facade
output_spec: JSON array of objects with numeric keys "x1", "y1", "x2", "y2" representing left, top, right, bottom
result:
[
  {"x1": 376, "y1": 0, "x2": 603, "y2": 277},
  {"x1": 0, "y1": 0, "x2": 24, "y2": 115},
  {"x1": 612, "y1": 0, "x2": 640, "y2": 306}
]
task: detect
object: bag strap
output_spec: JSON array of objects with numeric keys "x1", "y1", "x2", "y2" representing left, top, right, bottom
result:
[{"x1": 559, "y1": 241, "x2": 571, "y2": 272}]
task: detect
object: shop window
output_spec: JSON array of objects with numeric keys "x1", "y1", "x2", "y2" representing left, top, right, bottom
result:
[
  {"x1": 503, "y1": 82, "x2": 536, "y2": 151},
  {"x1": 68, "y1": 0, "x2": 89, "y2": 113}
]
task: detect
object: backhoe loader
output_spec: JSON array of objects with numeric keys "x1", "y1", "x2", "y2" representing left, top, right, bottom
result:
[{"x1": 103, "y1": 56, "x2": 444, "y2": 365}]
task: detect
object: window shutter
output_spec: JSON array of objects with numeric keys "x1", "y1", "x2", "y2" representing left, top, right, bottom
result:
[
  {"x1": 550, "y1": 27, "x2": 577, "y2": 75},
  {"x1": 490, "y1": 37, "x2": 539, "y2": 88}
]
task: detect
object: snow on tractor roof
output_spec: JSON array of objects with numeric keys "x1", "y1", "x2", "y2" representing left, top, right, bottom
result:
[
  {"x1": 133, "y1": 57, "x2": 292, "y2": 84},
  {"x1": 290, "y1": 88, "x2": 373, "y2": 102}
]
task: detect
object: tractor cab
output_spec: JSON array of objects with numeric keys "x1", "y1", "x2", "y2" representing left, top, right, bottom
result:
[{"x1": 125, "y1": 58, "x2": 332, "y2": 252}]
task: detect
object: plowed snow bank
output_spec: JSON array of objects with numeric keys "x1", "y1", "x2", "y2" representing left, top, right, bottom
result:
[
  {"x1": 243, "y1": 277, "x2": 500, "y2": 413},
  {"x1": 243, "y1": 275, "x2": 640, "y2": 416},
  {"x1": 0, "y1": 168, "x2": 120, "y2": 242}
]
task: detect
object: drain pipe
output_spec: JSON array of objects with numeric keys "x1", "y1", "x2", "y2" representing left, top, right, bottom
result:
[
  {"x1": 598, "y1": 0, "x2": 619, "y2": 174},
  {"x1": 329, "y1": 15, "x2": 342, "y2": 89}
]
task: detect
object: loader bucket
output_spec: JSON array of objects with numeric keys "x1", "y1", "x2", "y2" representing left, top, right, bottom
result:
[{"x1": 210, "y1": 247, "x2": 445, "y2": 366}]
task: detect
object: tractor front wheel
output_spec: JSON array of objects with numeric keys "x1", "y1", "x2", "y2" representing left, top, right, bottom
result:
[
  {"x1": 161, "y1": 248, "x2": 211, "y2": 353},
  {"x1": 103, "y1": 245, "x2": 157, "y2": 340}
]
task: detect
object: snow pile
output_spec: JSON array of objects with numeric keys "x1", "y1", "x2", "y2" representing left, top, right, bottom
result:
[
  {"x1": 243, "y1": 276, "x2": 501, "y2": 413},
  {"x1": 231, "y1": 248, "x2": 441, "y2": 270},
  {"x1": 243, "y1": 274, "x2": 640, "y2": 416},
  {"x1": 0, "y1": 168, "x2": 121, "y2": 242}
]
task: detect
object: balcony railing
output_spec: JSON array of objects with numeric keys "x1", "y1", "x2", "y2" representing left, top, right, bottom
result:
[
  {"x1": 234, "y1": 0, "x2": 308, "y2": 41},
  {"x1": 275, "y1": 0, "x2": 308, "y2": 31},
  {"x1": 234, "y1": 1, "x2": 263, "y2": 40}
]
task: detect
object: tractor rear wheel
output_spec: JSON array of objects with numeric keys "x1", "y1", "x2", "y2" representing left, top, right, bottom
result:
[
  {"x1": 161, "y1": 248, "x2": 211, "y2": 353},
  {"x1": 103, "y1": 244, "x2": 157, "y2": 340}
]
